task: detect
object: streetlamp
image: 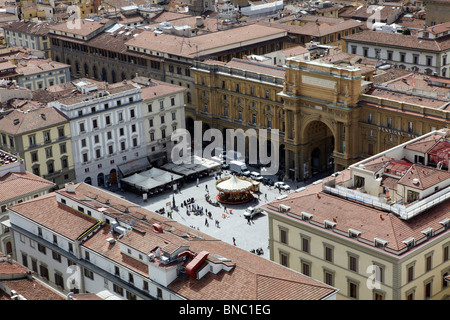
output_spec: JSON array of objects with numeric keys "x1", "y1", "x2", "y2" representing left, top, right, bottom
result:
[{"x1": 171, "y1": 174, "x2": 176, "y2": 208}]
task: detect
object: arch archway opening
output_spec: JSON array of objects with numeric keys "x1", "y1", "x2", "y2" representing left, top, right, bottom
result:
[{"x1": 303, "y1": 120, "x2": 335, "y2": 178}]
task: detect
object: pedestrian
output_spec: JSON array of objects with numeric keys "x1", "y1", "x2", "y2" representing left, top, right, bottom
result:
[
  {"x1": 246, "y1": 215, "x2": 251, "y2": 225},
  {"x1": 233, "y1": 237, "x2": 236, "y2": 246}
]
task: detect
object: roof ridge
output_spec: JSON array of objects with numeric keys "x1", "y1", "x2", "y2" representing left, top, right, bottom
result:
[{"x1": 256, "y1": 272, "x2": 335, "y2": 290}]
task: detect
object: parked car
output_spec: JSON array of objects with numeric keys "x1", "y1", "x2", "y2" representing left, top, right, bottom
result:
[
  {"x1": 274, "y1": 181, "x2": 290, "y2": 190},
  {"x1": 244, "y1": 207, "x2": 263, "y2": 219},
  {"x1": 250, "y1": 171, "x2": 263, "y2": 181},
  {"x1": 262, "y1": 177, "x2": 274, "y2": 186}
]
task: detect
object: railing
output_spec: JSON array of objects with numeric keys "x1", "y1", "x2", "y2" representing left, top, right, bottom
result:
[{"x1": 323, "y1": 184, "x2": 450, "y2": 220}]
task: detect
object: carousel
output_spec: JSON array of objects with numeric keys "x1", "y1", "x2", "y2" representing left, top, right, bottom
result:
[{"x1": 215, "y1": 174, "x2": 256, "y2": 204}]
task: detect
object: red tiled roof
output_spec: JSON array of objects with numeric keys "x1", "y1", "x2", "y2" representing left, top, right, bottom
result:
[
  {"x1": 56, "y1": 183, "x2": 337, "y2": 300},
  {"x1": 0, "y1": 253, "x2": 28, "y2": 275},
  {"x1": 398, "y1": 163, "x2": 450, "y2": 190},
  {"x1": 138, "y1": 79, "x2": 186, "y2": 101},
  {"x1": 404, "y1": 134, "x2": 444, "y2": 153},
  {"x1": 0, "y1": 106, "x2": 68, "y2": 135},
  {"x1": 343, "y1": 30, "x2": 450, "y2": 52},
  {"x1": 9, "y1": 193, "x2": 99, "y2": 241},
  {"x1": 0, "y1": 279, "x2": 65, "y2": 300},
  {"x1": 0, "y1": 172, "x2": 55, "y2": 203},
  {"x1": 263, "y1": 169, "x2": 450, "y2": 253}
]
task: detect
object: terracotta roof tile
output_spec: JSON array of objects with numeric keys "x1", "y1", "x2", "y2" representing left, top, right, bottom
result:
[
  {"x1": 9, "y1": 193, "x2": 99, "y2": 240},
  {"x1": 263, "y1": 170, "x2": 450, "y2": 253},
  {"x1": 54, "y1": 183, "x2": 337, "y2": 300},
  {"x1": 343, "y1": 30, "x2": 450, "y2": 52},
  {"x1": 0, "y1": 106, "x2": 68, "y2": 135},
  {"x1": 0, "y1": 172, "x2": 55, "y2": 203}
]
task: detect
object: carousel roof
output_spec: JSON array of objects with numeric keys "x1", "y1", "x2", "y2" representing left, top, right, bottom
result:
[{"x1": 216, "y1": 175, "x2": 252, "y2": 192}]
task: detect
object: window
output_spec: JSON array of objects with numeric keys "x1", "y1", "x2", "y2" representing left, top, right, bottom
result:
[
  {"x1": 407, "y1": 265, "x2": 414, "y2": 282},
  {"x1": 280, "y1": 229, "x2": 287, "y2": 244},
  {"x1": 161, "y1": 129, "x2": 166, "y2": 139},
  {"x1": 92, "y1": 119, "x2": 98, "y2": 129},
  {"x1": 444, "y1": 244, "x2": 449, "y2": 262},
  {"x1": 324, "y1": 271, "x2": 334, "y2": 286},
  {"x1": 22, "y1": 253, "x2": 28, "y2": 268},
  {"x1": 157, "y1": 288, "x2": 163, "y2": 299},
  {"x1": 348, "y1": 255, "x2": 358, "y2": 272},
  {"x1": 28, "y1": 134, "x2": 36, "y2": 146},
  {"x1": 109, "y1": 145, "x2": 114, "y2": 155},
  {"x1": 160, "y1": 100, "x2": 164, "y2": 110},
  {"x1": 387, "y1": 51, "x2": 393, "y2": 60},
  {"x1": 252, "y1": 114, "x2": 256, "y2": 125},
  {"x1": 130, "y1": 109, "x2": 135, "y2": 118},
  {"x1": 400, "y1": 52, "x2": 406, "y2": 62},
  {"x1": 81, "y1": 139, "x2": 86, "y2": 148},
  {"x1": 425, "y1": 254, "x2": 432, "y2": 272},
  {"x1": 148, "y1": 104, "x2": 152, "y2": 112},
  {"x1": 39, "y1": 264, "x2": 49, "y2": 280},
  {"x1": 425, "y1": 281, "x2": 432, "y2": 299},
  {"x1": 38, "y1": 243, "x2": 46, "y2": 254},
  {"x1": 44, "y1": 147, "x2": 53, "y2": 160},
  {"x1": 408, "y1": 122, "x2": 413, "y2": 133},
  {"x1": 387, "y1": 117, "x2": 392, "y2": 128},
  {"x1": 160, "y1": 115, "x2": 165, "y2": 124},
  {"x1": 172, "y1": 112, "x2": 176, "y2": 120},
  {"x1": 85, "y1": 251, "x2": 90, "y2": 261},
  {"x1": 43, "y1": 131, "x2": 51, "y2": 143},
  {"x1": 149, "y1": 119, "x2": 154, "y2": 127},
  {"x1": 55, "y1": 273, "x2": 64, "y2": 289},
  {"x1": 368, "y1": 113, "x2": 372, "y2": 124},
  {"x1": 105, "y1": 115, "x2": 111, "y2": 126},
  {"x1": 324, "y1": 245, "x2": 333, "y2": 263},
  {"x1": 52, "y1": 250, "x2": 61, "y2": 262},
  {"x1": 119, "y1": 128, "x2": 124, "y2": 136},
  {"x1": 121, "y1": 141, "x2": 126, "y2": 151},
  {"x1": 128, "y1": 273, "x2": 134, "y2": 284},
  {"x1": 301, "y1": 236, "x2": 310, "y2": 253},
  {"x1": 82, "y1": 152, "x2": 88, "y2": 163},
  {"x1": 60, "y1": 143, "x2": 67, "y2": 154},
  {"x1": 238, "y1": 111, "x2": 242, "y2": 121},
  {"x1": 349, "y1": 281, "x2": 358, "y2": 299},
  {"x1": 31, "y1": 151, "x2": 38, "y2": 162},
  {"x1": 79, "y1": 122, "x2": 85, "y2": 133},
  {"x1": 374, "y1": 264, "x2": 384, "y2": 284},
  {"x1": 118, "y1": 112, "x2": 123, "y2": 122},
  {"x1": 84, "y1": 268, "x2": 94, "y2": 280},
  {"x1": 113, "y1": 284, "x2": 124, "y2": 296}
]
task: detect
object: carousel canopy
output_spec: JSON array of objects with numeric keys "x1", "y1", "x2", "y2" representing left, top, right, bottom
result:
[{"x1": 216, "y1": 175, "x2": 252, "y2": 193}]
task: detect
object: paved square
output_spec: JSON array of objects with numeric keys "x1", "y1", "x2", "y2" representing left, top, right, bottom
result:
[{"x1": 113, "y1": 166, "x2": 330, "y2": 260}]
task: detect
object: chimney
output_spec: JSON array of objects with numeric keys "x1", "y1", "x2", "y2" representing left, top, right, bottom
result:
[
  {"x1": 196, "y1": 16, "x2": 203, "y2": 28},
  {"x1": 65, "y1": 182, "x2": 75, "y2": 193}
]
